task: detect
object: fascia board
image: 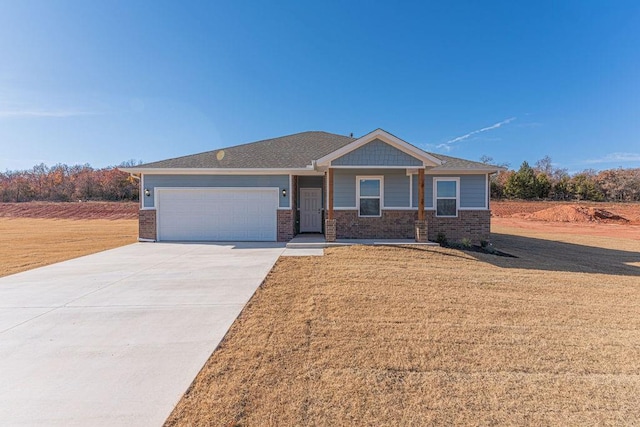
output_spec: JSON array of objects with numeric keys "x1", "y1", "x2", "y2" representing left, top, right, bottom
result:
[
  {"x1": 426, "y1": 168, "x2": 505, "y2": 175},
  {"x1": 118, "y1": 167, "x2": 313, "y2": 175}
]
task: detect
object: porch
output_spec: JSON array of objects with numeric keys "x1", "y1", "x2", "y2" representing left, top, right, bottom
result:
[{"x1": 291, "y1": 167, "x2": 429, "y2": 243}]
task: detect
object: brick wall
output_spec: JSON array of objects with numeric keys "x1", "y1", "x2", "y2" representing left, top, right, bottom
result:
[
  {"x1": 331, "y1": 209, "x2": 491, "y2": 242},
  {"x1": 426, "y1": 210, "x2": 490, "y2": 244},
  {"x1": 139, "y1": 206, "x2": 490, "y2": 243},
  {"x1": 415, "y1": 220, "x2": 428, "y2": 242},
  {"x1": 333, "y1": 210, "x2": 417, "y2": 239},
  {"x1": 277, "y1": 209, "x2": 294, "y2": 242},
  {"x1": 325, "y1": 218, "x2": 337, "y2": 242},
  {"x1": 139, "y1": 209, "x2": 157, "y2": 241}
]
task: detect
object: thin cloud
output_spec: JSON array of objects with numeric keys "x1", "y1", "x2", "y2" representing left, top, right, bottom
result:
[
  {"x1": 437, "y1": 117, "x2": 516, "y2": 151},
  {"x1": 0, "y1": 109, "x2": 99, "y2": 118},
  {"x1": 583, "y1": 152, "x2": 640, "y2": 164}
]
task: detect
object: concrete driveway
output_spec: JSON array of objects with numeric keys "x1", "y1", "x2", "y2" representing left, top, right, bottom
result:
[{"x1": 0, "y1": 242, "x2": 285, "y2": 426}]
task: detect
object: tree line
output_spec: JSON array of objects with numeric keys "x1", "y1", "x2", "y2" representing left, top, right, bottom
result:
[
  {"x1": 485, "y1": 155, "x2": 640, "y2": 202},
  {"x1": 2, "y1": 157, "x2": 638, "y2": 203},
  {"x1": 0, "y1": 161, "x2": 140, "y2": 202}
]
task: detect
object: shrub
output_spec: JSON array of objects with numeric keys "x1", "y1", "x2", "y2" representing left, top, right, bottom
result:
[
  {"x1": 461, "y1": 238, "x2": 472, "y2": 248},
  {"x1": 436, "y1": 232, "x2": 448, "y2": 246}
]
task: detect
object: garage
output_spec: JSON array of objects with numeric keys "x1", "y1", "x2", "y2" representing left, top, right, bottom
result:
[{"x1": 156, "y1": 188, "x2": 279, "y2": 241}]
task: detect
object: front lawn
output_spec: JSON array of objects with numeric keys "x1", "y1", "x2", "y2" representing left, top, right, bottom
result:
[
  {"x1": 0, "y1": 218, "x2": 137, "y2": 277},
  {"x1": 166, "y1": 227, "x2": 640, "y2": 426}
]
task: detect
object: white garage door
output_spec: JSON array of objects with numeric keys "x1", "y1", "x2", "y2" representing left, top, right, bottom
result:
[{"x1": 156, "y1": 188, "x2": 279, "y2": 241}]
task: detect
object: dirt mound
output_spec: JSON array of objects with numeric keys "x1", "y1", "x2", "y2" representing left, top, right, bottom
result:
[
  {"x1": 0, "y1": 202, "x2": 139, "y2": 220},
  {"x1": 492, "y1": 200, "x2": 640, "y2": 225},
  {"x1": 525, "y1": 205, "x2": 629, "y2": 223}
]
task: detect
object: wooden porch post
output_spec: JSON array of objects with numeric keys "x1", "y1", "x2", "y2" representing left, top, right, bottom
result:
[
  {"x1": 415, "y1": 168, "x2": 427, "y2": 242},
  {"x1": 326, "y1": 168, "x2": 336, "y2": 241},
  {"x1": 328, "y1": 168, "x2": 334, "y2": 220},
  {"x1": 418, "y1": 168, "x2": 425, "y2": 221}
]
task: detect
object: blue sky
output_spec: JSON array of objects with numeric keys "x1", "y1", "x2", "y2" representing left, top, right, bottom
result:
[{"x1": 0, "y1": 0, "x2": 638, "y2": 172}]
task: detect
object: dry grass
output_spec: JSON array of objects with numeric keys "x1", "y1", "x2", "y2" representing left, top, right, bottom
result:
[
  {"x1": 0, "y1": 218, "x2": 137, "y2": 277},
  {"x1": 166, "y1": 227, "x2": 640, "y2": 426}
]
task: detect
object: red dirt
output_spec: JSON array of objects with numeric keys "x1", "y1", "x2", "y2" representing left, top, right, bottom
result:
[
  {"x1": 491, "y1": 200, "x2": 640, "y2": 240},
  {"x1": 524, "y1": 205, "x2": 628, "y2": 223},
  {"x1": 492, "y1": 200, "x2": 640, "y2": 225},
  {"x1": 0, "y1": 202, "x2": 139, "y2": 220}
]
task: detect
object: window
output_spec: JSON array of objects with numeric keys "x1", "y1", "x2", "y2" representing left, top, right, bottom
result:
[
  {"x1": 435, "y1": 178, "x2": 458, "y2": 217},
  {"x1": 357, "y1": 176, "x2": 382, "y2": 217}
]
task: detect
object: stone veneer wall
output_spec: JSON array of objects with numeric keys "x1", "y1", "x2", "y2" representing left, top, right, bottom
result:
[
  {"x1": 277, "y1": 210, "x2": 294, "y2": 242},
  {"x1": 426, "y1": 210, "x2": 490, "y2": 244},
  {"x1": 139, "y1": 209, "x2": 157, "y2": 241},
  {"x1": 333, "y1": 210, "x2": 417, "y2": 239}
]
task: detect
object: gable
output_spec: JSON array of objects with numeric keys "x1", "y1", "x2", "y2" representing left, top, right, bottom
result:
[
  {"x1": 315, "y1": 128, "x2": 442, "y2": 168},
  {"x1": 331, "y1": 138, "x2": 424, "y2": 167}
]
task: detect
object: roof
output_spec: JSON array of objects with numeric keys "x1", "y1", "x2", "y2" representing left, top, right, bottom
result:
[
  {"x1": 427, "y1": 152, "x2": 503, "y2": 172},
  {"x1": 135, "y1": 131, "x2": 355, "y2": 169},
  {"x1": 125, "y1": 130, "x2": 503, "y2": 172}
]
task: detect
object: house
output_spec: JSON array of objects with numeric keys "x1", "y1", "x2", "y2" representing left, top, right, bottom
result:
[{"x1": 120, "y1": 129, "x2": 503, "y2": 244}]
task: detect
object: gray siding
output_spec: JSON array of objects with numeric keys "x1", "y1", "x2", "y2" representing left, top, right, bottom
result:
[
  {"x1": 334, "y1": 170, "x2": 356, "y2": 207},
  {"x1": 143, "y1": 174, "x2": 290, "y2": 208},
  {"x1": 332, "y1": 139, "x2": 423, "y2": 167},
  {"x1": 333, "y1": 169, "x2": 410, "y2": 208},
  {"x1": 412, "y1": 174, "x2": 487, "y2": 208},
  {"x1": 460, "y1": 175, "x2": 487, "y2": 208},
  {"x1": 385, "y1": 171, "x2": 411, "y2": 207}
]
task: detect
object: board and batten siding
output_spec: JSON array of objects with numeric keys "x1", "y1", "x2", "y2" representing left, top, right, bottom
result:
[
  {"x1": 142, "y1": 174, "x2": 290, "y2": 208},
  {"x1": 331, "y1": 139, "x2": 423, "y2": 167},
  {"x1": 333, "y1": 169, "x2": 411, "y2": 208},
  {"x1": 411, "y1": 174, "x2": 487, "y2": 209}
]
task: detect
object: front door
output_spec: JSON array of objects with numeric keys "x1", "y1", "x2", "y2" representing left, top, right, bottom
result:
[{"x1": 300, "y1": 188, "x2": 322, "y2": 233}]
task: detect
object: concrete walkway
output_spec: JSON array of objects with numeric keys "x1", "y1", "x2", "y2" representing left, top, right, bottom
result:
[
  {"x1": 0, "y1": 242, "x2": 285, "y2": 426},
  {"x1": 286, "y1": 234, "x2": 439, "y2": 248}
]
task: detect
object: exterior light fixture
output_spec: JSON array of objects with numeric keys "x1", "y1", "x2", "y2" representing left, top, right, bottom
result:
[
  {"x1": 144, "y1": 188, "x2": 151, "y2": 197},
  {"x1": 282, "y1": 188, "x2": 287, "y2": 197}
]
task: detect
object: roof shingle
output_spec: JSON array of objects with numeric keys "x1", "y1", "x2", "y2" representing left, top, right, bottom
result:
[
  {"x1": 137, "y1": 131, "x2": 355, "y2": 169},
  {"x1": 131, "y1": 131, "x2": 501, "y2": 171},
  {"x1": 428, "y1": 152, "x2": 501, "y2": 171}
]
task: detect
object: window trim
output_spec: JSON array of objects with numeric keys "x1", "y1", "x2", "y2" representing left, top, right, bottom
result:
[
  {"x1": 433, "y1": 177, "x2": 460, "y2": 217},
  {"x1": 356, "y1": 175, "x2": 384, "y2": 217}
]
